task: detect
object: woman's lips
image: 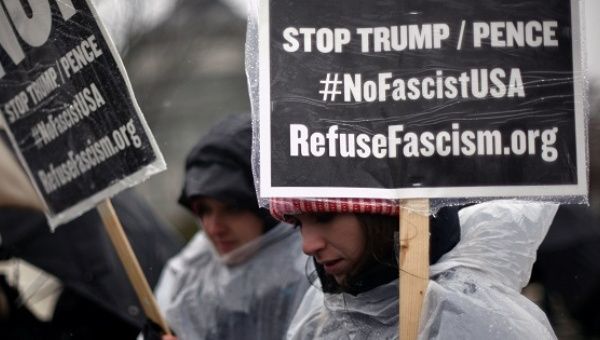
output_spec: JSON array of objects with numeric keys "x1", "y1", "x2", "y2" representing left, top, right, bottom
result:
[
  {"x1": 215, "y1": 240, "x2": 236, "y2": 254},
  {"x1": 321, "y1": 259, "x2": 344, "y2": 274}
]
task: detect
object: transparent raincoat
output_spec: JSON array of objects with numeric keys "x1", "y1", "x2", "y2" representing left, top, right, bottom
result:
[
  {"x1": 286, "y1": 200, "x2": 559, "y2": 340},
  {"x1": 155, "y1": 222, "x2": 310, "y2": 340}
]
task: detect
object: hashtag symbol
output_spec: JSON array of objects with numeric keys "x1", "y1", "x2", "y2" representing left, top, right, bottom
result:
[
  {"x1": 32, "y1": 126, "x2": 42, "y2": 148},
  {"x1": 319, "y1": 73, "x2": 342, "y2": 102}
]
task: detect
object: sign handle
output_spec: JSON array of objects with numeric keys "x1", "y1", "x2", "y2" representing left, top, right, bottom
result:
[
  {"x1": 97, "y1": 199, "x2": 172, "y2": 336},
  {"x1": 399, "y1": 198, "x2": 430, "y2": 339}
]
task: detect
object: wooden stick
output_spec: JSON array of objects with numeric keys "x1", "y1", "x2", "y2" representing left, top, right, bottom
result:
[
  {"x1": 399, "y1": 198, "x2": 430, "y2": 339},
  {"x1": 97, "y1": 199, "x2": 172, "y2": 336}
]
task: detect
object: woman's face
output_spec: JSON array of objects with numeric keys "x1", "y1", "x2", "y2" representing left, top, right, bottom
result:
[
  {"x1": 192, "y1": 197, "x2": 264, "y2": 255},
  {"x1": 295, "y1": 213, "x2": 366, "y2": 284}
]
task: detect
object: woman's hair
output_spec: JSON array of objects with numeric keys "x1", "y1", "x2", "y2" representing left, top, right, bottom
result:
[
  {"x1": 191, "y1": 197, "x2": 278, "y2": 233},
  {"x1": 311, "y1": 207, "x2": 461, "y2": 295}
]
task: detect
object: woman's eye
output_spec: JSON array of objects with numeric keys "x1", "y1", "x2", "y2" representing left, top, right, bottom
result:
[
  {"x1": 193, "y1": 205, "x2": 208, "y2": 218},
  {"x1": 224, "y1": 205, "x2": 242, "y2": 215},
  {"x1": 286, "y1": 216, "x2": 302, "y2": 229},
  {"x1": 314, "y1": 213, "x2": 335, "y2": 224}
]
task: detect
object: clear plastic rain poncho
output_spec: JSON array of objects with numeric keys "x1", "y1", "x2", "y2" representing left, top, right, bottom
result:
[
  {"x1": 154, "y1": 221, "x2": 310, "y2": 340},
  {"x1": 286, "y1": 200, "x2": 559, "y2": 340}
]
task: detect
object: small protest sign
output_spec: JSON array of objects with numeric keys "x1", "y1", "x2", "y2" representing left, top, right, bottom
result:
[
  {"x1": 0, "y1": 0, "x2": 165, "y2": 227},
  {"x1": 257, "y1": 0, "x2": 587, "y2": 200}
]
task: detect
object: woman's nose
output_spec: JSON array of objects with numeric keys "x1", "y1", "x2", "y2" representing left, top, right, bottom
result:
[
  {"x1": 202, "y1": 213, "x2": 226, "y2": 235},
  {"x1": 301, "y1": 226, "x2": 326, "y2": 256}
]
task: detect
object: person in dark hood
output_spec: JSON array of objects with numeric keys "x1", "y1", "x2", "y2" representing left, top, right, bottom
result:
[{"x1": 148, "y1": 113, "x2": 310, "y2": 340}]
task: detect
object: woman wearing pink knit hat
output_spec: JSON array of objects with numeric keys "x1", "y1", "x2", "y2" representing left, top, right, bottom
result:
[{"x1": 274, "y1": 198, "x2": 559, "y2": 340}]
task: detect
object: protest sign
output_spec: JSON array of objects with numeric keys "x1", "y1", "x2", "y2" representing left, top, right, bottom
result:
[
  {"x1": 0, "y1": 0, "x2": 172, "y2": 334},
  {"x1": 257, "y1": 0, "x2": 587, "y2": 200},
  {"x1": 0, "y1": 0, "x2": 165, "y2": 227}
]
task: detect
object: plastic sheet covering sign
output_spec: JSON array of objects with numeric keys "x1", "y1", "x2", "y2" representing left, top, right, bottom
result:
[
  {"x1": 257, "y1": 0, "x2": 588, "y2": 200},
  {"x1": 0, "y1": 0, "x2": 166, "y2": 228}
]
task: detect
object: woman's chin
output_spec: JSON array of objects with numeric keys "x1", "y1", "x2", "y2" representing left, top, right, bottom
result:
[{"x1": 333, "y1": 274, "x2": 346, "y2": 285}]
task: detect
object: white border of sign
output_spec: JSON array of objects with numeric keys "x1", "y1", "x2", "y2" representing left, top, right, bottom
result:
[
  {"x1": 258, "y1": 0, "x2": 588, "y2": 199},
  {"x1": 0, "y1": 0, "x2": 166, "y2": 228}
]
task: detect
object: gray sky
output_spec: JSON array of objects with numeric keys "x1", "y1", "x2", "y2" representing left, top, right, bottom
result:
[{"x1": 92, "y1": 0, "x2": 176, "y2": 51}]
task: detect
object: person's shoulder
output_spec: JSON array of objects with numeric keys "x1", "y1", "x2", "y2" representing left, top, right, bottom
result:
[
  {"x1": 154, "y1": 232, "x2": 216, "y2": 312},
  {"x1": 423, "y1": 278, "x2": 557, "y2": 340},
  {"x1": 432, "y1": 200, "x2": 559, "y2": 290},
  {"x1": 164, "y1": 232, "x2": 213, "y2": 273},
  {"x1": 286, "y1": 286, "x2": 324, "y2": 340}
]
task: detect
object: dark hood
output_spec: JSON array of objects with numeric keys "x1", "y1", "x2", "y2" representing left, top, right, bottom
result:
[{"x1": 179, "y1": 113, "x2": 257, "y2": 211}]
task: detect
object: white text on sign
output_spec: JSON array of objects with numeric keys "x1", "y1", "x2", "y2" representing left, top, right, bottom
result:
[
  {"x1": 289, "y1": 124, "x2": 559, "y2": 162},
  {"x1": 0, "y1": 0, "x2": 77, "y2": 79},
  {"x1": 59, "y1": 35, "x2": 104, "y2": 79},
  {"x1": 281, "y1": 20, "x2": 559, "y2": 53},
  {"x1": 1, "y1": 66, "x2": 61, "y2": 124},
  {"x1": 31, "y1": 82, "x2": 106, "y2": 147},
  {"x1": 473, "y1": 21, "x2": 558, "y2": 48},
  {"x1": 37, "y1": 118, "x2": 143, "y2": 194},
  {"x1": 1, "y1": 34, "x2": 104, "y2": 125},
  {"x1": 319, "y1": 68, "x2": 525, "y2": 103}
]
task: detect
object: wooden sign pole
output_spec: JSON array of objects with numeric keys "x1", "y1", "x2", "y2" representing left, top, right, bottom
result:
[
  {"x1": 97, "y1": 199, "x2": 172, "y2": 336},
  {"x1": 399, "y1": 198, "x2": 430, "y2": 339}
]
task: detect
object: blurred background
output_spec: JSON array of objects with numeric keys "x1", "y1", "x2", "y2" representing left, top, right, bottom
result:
[{"x1": 0, "y1": 0, "x2": 599, "y2": 338}]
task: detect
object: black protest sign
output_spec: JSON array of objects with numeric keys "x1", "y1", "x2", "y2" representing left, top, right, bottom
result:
[
  {"x1": 258, "y1": 0, "x2": 587, "y2": 199},
  {"x1": 0, "y1": 0, "x2": 165, "y2": 226}
]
